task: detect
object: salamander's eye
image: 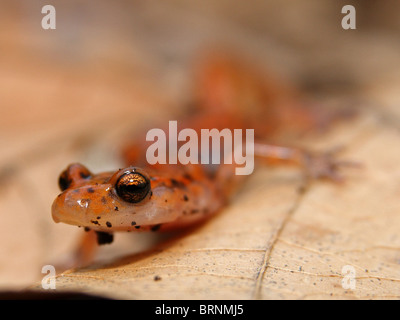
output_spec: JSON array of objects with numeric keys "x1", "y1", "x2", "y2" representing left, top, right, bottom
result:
[
  {"x1": 115, "y1": 171, "x2": 151, "y2": 203},
  {"x1": 58, "y1": 163, "x2": 92, "y2": 191},
  {"x1": 58, "y1": 170, "x2": 71, "y2": 191}
]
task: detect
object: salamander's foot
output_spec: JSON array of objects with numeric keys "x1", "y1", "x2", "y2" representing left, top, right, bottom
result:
[
  {"x1": 302, "y1": 146, "x2": 361, "y2": 182},
  {"x1": 95, "y1": 231, "x2": 114, "y2": 245}
]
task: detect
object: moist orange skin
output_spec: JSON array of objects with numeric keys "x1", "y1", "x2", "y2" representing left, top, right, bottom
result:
[
  {"x1": 52, "y1": 163, "x2": 226, "y2": 232},
  {"x1": 52, "y1": 53, "x2": 348, "y2": 235}
]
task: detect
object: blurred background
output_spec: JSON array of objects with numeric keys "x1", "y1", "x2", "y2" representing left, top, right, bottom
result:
[{"x1": 1, "y1": 0, "x2": 400, "y2": 290}]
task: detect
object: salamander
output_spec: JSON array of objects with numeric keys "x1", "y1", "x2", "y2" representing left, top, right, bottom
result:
[{"x1": 51, "y1": 52, "x2": 355, "y2": 264}]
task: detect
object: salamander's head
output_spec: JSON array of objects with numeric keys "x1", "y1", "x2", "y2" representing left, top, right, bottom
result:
[{"x1": 51, "y1": 163, "x2": 183, "y2": 232}]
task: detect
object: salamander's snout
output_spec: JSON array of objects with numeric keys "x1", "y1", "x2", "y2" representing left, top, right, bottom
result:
[
  {"x1": 51, "y1": 183, "x2": 112, "y2": 227},
  {"x1": 52, "y1": 163, "x2": 95, "y2": 226},
  {"x1": 51, "y1": 189, "x2": 88, "y2": 225}
]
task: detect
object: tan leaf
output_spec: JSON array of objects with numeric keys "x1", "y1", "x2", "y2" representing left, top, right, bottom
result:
[{"x1": 35, "y1": 110, "x2": 400, "y2": 300}]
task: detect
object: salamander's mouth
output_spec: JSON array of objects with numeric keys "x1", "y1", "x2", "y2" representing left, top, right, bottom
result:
[{"x1": 51, "y1": 195, "x2": 111, "y2": 232}]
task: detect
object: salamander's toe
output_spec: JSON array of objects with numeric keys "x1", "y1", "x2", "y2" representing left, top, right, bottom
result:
[{"x1": 302, "y1": 146, "x2": 362, "y2": 183}]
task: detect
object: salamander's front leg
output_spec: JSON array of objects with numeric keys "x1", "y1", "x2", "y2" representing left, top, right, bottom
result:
[
  {"x1": 55, "y1": 230, "x2": 114, "y2": 271},
  {"x1": 73, "y1": 230, "x2": 114, "y2": 266},
  {"x1": 72, "y1": 230, "x2": 98, "y2": 268},
  {"x1": 254, "y1": 143, "x2": 359, "y2": 182}
]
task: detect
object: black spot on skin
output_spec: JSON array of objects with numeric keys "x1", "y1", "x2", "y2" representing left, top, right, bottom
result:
[
  {"x1": 135, "y1": 225, "x2": 141, "y2": 229},
  {"x1": 170, "y1": 178, "x2": 186, "y2": 189},
  {"x1": 183, "y1": 194, "x2": 189, "y2": 201},
  {"x1": 90, "y1": 220, "x2": 99, "y2": 225},
  {"x1": 84, "y1": 227, "x2": 91, "y2": 232},
  {"x1": 131, "y1": 221, "x2": 136, "y2": 226},
  {"x1": 80, "y1": 171, "x2": 90, "y2": 179},
  {"x1": 183, "y1": 173, "x2": 192, "y2": 181},
  {"x1": 151, "y1": 224, "x2": 161, "y2": 232},
  {"x1": 88, "y1": 187, "x2": 95, "y2": 193},
  {"x1": 101, "y1": 196, "x2": 107, "y2": 204},
  {"x1": 154, "y1": 275, "x2": 162, "y2": 281},
  {"x1": 114, "y1": 206, "x2": 119, "y2": 211},
  {"x1": 190, "y1": 209, "x2": 199, "y2": 214},
  {"x1": 97, "y1": 216, "x2": 101, "y2": 220},
  {"x1": 106, "y1": 221, "x2": 112, "y2": 228},
  {"x1": 95, "y1": 231, "x2": 114, "y2": 245},
  {"x1": 164, "y1": 199, "x2": 168, "y2": 203}
]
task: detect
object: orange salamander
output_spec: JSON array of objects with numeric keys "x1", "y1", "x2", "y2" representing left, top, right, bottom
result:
[{"x1": 51, "y1": 52, "x2": 355, "y2": 255}]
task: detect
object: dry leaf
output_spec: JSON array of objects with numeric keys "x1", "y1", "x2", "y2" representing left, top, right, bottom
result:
[
  {"x1": 1, "y1": 0, "x2": 400, "y2": 301},
  {"x1": 35, "y1": 110, "x2": 400, "y2": 300}
]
